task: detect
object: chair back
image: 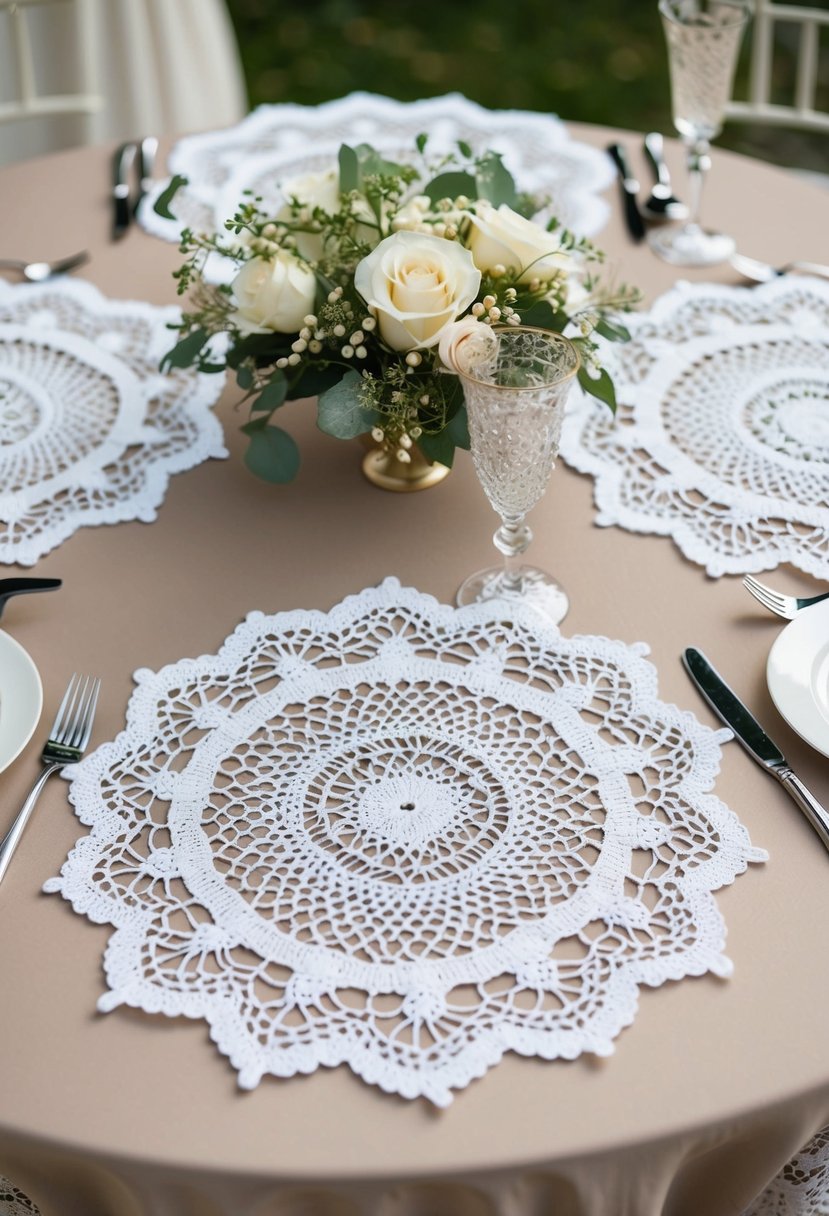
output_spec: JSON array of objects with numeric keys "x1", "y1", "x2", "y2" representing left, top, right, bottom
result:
[
  {"x1": 726, "y1": 0, "x2": 829, "y2": 132},
  {"x1": 0, "y1": 0, "x2": 102, "y2": 128}
]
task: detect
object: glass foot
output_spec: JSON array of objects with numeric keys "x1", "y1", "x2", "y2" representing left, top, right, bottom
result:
[
  {"x1": 648, "y1": 223, "x2": 736, "y2": 267},
  {"x1": 456, "y1": 565, "x2": 569, "y2": 624}
]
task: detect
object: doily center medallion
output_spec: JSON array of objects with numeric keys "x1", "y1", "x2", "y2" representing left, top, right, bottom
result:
[
  {"x1": 48, "y1": 581, "x2": 765, "y2": 1104},
  {"x1": 0, "y1": 326, "x2": 144, "y2": 493},
  {"x1": 0, "y1": 370, "x2": 48, "y2": 447},
  {"x1": 183, "y1": 661, "x2": 609, "y2": 969},
  {"x1": 560, "y1": 279, "x2": 829, "y2": 578},
  {"x1": 0, "y1": 279, "x2": 227, "y2": 566},
  {"x1": 743, "y1": 378, "x2": 829, "y2": 455}
]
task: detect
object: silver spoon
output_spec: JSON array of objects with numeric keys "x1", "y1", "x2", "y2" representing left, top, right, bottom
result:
[
  {"x1": 641, "y1": 132, "x2": 688, "y2": 222},
  {"x1": 731, "y1": 252, "x2": 829, "y2": 283},
  {"x1": 0, "y1": 250, "x2": 90, "y2": 282}
]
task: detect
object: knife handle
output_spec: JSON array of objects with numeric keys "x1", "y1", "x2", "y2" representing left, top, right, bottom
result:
[
  {"x1": 777, "y1": 769, "x2": 829, "y2": 854},
  {"x1": 607, "y1": 143, "x2": 638, "y2": 187}
]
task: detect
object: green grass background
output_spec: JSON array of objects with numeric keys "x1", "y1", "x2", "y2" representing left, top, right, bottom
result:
[{"x1": 225, "y1": 0, "x2": 828, "y2": 172}]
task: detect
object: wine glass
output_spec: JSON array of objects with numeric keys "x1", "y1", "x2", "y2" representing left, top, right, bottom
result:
[
  {"x1": 452, "y1": 326, "x2": 580, "y2": 623},
  {"x1": 649, "y1": 0, "x2": 751, "y2": 267}
]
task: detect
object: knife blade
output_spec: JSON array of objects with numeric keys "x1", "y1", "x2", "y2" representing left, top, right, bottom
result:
[
  {"x1": 683, "y1": 646, "x2": 829, "y2": 854},
  {"x1": 607, "y1": 143, "x2": 646, "y2": 243},
  {"x1": 0, "y1": 577, "x2": 61, "y2": 622},
  {"x1": 112, "y1": 141, "x2": 137, "y2": 240}
]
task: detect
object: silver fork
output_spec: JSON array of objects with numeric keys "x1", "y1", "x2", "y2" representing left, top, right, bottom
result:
[
  {"x1": 742, "y1": 575, "x2": 829, "y2": 620},
  {"x1": 0, "y1": 673, "x2": 101, "y2": 886}
]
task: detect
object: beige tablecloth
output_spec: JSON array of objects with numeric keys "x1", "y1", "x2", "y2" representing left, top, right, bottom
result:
[{"x1": 0, "y1": 125, "x2": 828, "y2": 1216}]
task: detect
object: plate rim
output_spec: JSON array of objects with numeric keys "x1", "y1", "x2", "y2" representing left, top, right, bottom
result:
[
  {"x1": 766, "y1": 598, "x2": 829, "y2": 759},
  {"x1": 0, "y1": 629, "x2": 43, "y2": 775}
]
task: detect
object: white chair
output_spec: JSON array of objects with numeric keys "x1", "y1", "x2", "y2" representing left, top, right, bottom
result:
[
  {"x1": 0, "y1": 0, "x2": 248, "y2": 165},
  {"x1": 726, "y1": 0, "x2": 829, "y2": 133},
  {"x1": 0, "y1": 0, "x2": 102, "y2": 129}
]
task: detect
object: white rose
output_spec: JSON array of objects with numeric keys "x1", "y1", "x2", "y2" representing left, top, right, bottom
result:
[
  {"x1": 354, "y1": 231, "x2": 481, "y2": 351},
  {"x1": 465, "y1": 202, "x2": 571, "y2": 284},
  {"x1": 277, "y1": 166, "x2": 377, "y2": 260},
  {"x1": 230, "y1": 252, "x2": 317, "y2": 335},
  {"x1": 438, "y1": 317, "x2": 497, "y2": 374},
  {"x1": 277, "y1": 168, "x2": 340, "y2": 261}
]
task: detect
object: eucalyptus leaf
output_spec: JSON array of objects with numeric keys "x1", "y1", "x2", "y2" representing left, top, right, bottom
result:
[
  {"x1": 317, "y1": 371, "x2": 380, "y2": 439},
  {"x1": 338, "y1": 144, "x2": 360, "y2": 193},
  {"x1": 355, "y1": 144, "x2": 408, "y2": 179},
  {"x1": 424, "y1": 171, "x2": 477, "y2": 205},
  {"x1": 475, "y1": 153, "x2": 516, "y2": 208},
  {"x1": 153, "y1": 174, "x2": 188, "y2": 220},
  {"x1": 251, "y1": 375, "x2": 288, "y2": 412},
  {"x1": 236, "y1": 366, "x2": 254, "y2": 390},
  {"x1": 578, "y1": 366, "x2": 617, "y2": 413},
  {"x1": 160, "y1": 327, "x2": 209, "y2": 371},
  {"x1": 243, "y1": 424, "x2": 301, "y2": 483},
  {"x1": 288, "y1": 362, "x2": 348, "y2": 400},
  {"x1": 416, "y1": 429, "x2": 457, "y2": 468},
  {"x1": 445, "y1": 402, "x2": 471, "y2": 449},
  {"x1": 415, "y1": 132, "x2": 428, "y2": 153},
  {"x1": 595, "y1": 318, "x2": 632, "y2": 343},
  {"x1": 517, "y1": 300, "x2": 565, "y2": 331},
  {"x1": 225, "y1": 333, "x2": 289, "y2": 369}
]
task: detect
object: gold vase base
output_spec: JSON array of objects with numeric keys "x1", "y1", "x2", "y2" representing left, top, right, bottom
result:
[{"x1": 361, "y1": 446, "x2": 451, "y2": 493}]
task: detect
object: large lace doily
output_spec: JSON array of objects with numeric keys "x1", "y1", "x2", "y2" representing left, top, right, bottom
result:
[
  {"x1": 138, "y1": 92, "x2": 613, "y2": 284},
  {"x1": 46, "y1": 579, "x2": 764, "y2": 1105},
  {"x1": 560, "y1": 277, "x2": 829, "y2": 578},
  {"x1": 744, "y1": 1125, "x2": 829, "y2": 1215},
  {"x1": 0, "y1": 1180, "x2": 38, "y2": 1216},
  {"x1": 0, "y1": 278, "x2": 227, "y2": 566}
]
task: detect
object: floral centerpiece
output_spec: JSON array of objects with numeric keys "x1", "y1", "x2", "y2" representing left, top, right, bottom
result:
[{"x1": 158, "y1": 138, "x2": 639, "y2": 483}]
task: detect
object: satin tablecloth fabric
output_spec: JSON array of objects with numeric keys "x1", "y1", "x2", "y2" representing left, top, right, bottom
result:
[{"x1": 0, "y1": 125, "x2": 827, "y2": 1216}]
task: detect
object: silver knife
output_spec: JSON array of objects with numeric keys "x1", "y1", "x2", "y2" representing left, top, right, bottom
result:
[
  {"x1": 607, "y1": 143, "x2": 646, "y2": 243},
  {"x1": 683, "y1": 647, "x2": 829, "y2": 854},
  {"x1": 112, "y1": 141, "x2": 137, "y2": 240}
]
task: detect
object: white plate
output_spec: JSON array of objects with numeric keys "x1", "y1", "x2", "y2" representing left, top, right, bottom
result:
[
  {"x1": 767, "y1": 598, "x2": 829, "y2": 759},
  {"x1": 0, "y1": 630, "x2": 43, "y2": 774}
]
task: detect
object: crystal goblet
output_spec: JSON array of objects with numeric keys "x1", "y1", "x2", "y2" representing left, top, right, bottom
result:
[
  {"x1": 649, "y1": 0, "x2": 751, "y2": 268},
  {"x1": 453, "y1": 325, "x2": 580, "y2": 623}
]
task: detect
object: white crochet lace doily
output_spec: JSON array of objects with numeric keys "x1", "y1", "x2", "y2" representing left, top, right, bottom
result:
[
  {"x1": 744, "y1": 1125, "x2": 829, "y2": 1215},
  {"x1": 560, "y1": 277, "x2": 829, "y2": 578},
  {"x1": 46, "y1": 579, "x2": 765, "y2": 1105},
  {"x1": 0, "y1": 278, "x2": 227, "y2": 566},
  {"x1": 138, "y1": 92, "x2": 613, "y2": 284},
  {"x1": 0, "y1": 1180, "x2": 39, "y2": 1216}
]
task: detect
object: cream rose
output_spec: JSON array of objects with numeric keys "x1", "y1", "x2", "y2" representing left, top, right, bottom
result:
[
  {"x1": 437, "y1": 316, "x2": 497, "y2": 374},
  {"x1": 231, "y1": 252, "x2": 317, "y2": 335},
  {"x1": 354, "y1": 231, "x2": 481, "y2": 351},
  {"x1": 277, "y1": 168, "x2": 340, "y2": 261},
  {"x1": 465, "y1": 202, "x2": 571, "y2": 284}
]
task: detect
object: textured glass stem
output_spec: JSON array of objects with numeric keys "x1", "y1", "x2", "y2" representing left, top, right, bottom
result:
[
  {"x1": 494, "y1": 516, "x2": 532, "y2": 593},
  {"x1": 685, "y1": 137, "x2": 711, "y2": 230}
]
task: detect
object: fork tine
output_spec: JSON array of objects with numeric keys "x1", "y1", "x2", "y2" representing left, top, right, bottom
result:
[
  {"x1": 66, "y1": 676, "x2": 95, "y2": 749},
  {"x1": 50, "y1": 673, "x2": 79, "y2": 740},
  {"x1": 76, "y1": 678, "x2": 101, "y2": 751},
  {"x1": 743, "y1": 576, "x2": 785, "y2": 611}
]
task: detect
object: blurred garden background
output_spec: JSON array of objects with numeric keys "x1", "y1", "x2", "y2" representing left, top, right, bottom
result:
[{"x1": 226, "y1": 0, "x2": 828, "y2": 173}]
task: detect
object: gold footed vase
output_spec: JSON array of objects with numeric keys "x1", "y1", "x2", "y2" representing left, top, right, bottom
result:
[{"x1": 361, "y1": 441, "x2": 450, "y2": 492}]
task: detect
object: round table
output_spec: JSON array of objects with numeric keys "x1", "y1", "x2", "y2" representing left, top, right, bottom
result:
[{"x1": 0, "y1": 123, "x2": 827, "y2": 1216}]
